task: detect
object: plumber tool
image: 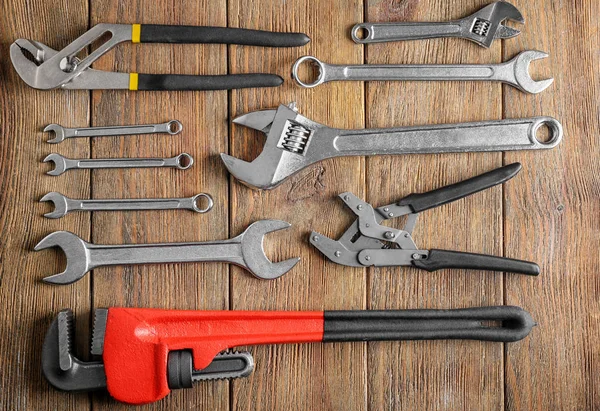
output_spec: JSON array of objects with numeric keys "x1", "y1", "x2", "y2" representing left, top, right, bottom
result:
[
  {"x1": 40, "y1": 192, "x2": 214, "y2": 219},
  {"x1": 292, "y1": 51, "x2": 553, "y2": 93},
  {"x1": 11, "y1": 24, "x2": 310, "y2": 91},
  {"x1": 43, "y1": 153, "x2": 193, "y2": 176},
  {"x1": 43, "y1": 306, "x2": 535, "y2": 404},
  {"x1": 220, "y1": 103, "x2": 563, "y2": 190},
  {"x1": 34, "y1": 220, "x2": 298, "y2": 284},
  {"x1": 45, "y1": 120, "x2": 183, "y2": 144},
  {"x1": 352, "y1": 2, "x2": 523, "y2": 48},
  {"x1": 310, "y1": 163, "x2": 540, "y2": 275}
]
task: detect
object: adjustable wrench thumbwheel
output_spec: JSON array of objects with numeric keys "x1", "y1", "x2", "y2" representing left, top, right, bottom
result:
[{"x1": 34, "y1": 220, "x2": 299, "y2": 284}]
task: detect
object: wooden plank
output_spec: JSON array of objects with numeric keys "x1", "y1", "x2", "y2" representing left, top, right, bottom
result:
[
  {"x1": 0, "y1": 3, "x2": 91, "y2": 410},
  {"x1": 504, "y1": 2, "x2": 600, "y2": 409},
  {"x1": 227, "y1": 0, "x2": 367, "y2": 409},
  {"x1": 363, "y1": 1, "x2": 505, "y2": 409},
  {"x1": 88, "y1": 2, "x2": 230, "y2": 410}
]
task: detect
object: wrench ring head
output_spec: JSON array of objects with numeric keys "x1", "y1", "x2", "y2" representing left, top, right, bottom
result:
[
  {"x1": 191, "y1": 193, "x2": 214, "y2": 213},
  {"x1": 167, "y1": 120, "x2": 183, "y2": 135},
  {"x1": 41, "y1": 192, "x2": 68, "y2": 219},
  {"x1": 44, "y1": 153, "x2": 67, "y2": 176},
  {"x1": 34, "y1": 231, "x2": 91, "y2": 285},
  {"x1": 292, "y1": 56, "x2": 326, "y2": 88},
  {"x1": 351, "y1": 24, "x2": 372, "y2": 44},
  {"x1": 175, "y1": 153, "x2": 194, "y2": 170},
  {"x1": 44, "y1": 124, "x2": 67, "y2": 143},
  {"x1": 529, "y1": 117, "x2": 563, "y2": 148}
]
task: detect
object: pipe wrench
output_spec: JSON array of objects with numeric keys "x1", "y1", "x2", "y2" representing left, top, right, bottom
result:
[{"x1": 43, "y1": 306, "x2": 535, "y2": 404}]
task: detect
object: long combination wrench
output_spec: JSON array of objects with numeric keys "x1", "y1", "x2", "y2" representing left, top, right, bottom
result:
[
  {"x1": 44, "y1": 120, "x2": 183, "y2": 143},
  {"x1": 292, "y1": 51, "x2": 553, "y2": 94},
  {"x1": 43, "y1": 153, "x2": 193, "y2": 175},
  {"x1": 41, "y1": 192, "x2": 214, "y2": 218}
]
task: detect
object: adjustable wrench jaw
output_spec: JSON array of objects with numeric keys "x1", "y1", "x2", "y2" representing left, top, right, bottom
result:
[{"x1": 460, "y1": 1, "x2": 524, "y2": 48}]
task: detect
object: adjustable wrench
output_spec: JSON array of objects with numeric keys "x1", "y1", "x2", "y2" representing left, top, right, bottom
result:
[
  {"x1": 221, "y1": 104, "x2": 563, "y2": 190},
  {"x1": 44, "y1": 120, "x2": 182, "y2": 143},
  {"x1": 34, "y1": 220, "x2": 299, "y2": 284},
  {"x1": 41, "y1": 192, "x2": 214, "y2": 218},
  {"x1": 43, "y1": 153, "x2": 193, "y2": 175},
  {"x1": 292, "y1": 51, "x2": 553, "y2": 94}
]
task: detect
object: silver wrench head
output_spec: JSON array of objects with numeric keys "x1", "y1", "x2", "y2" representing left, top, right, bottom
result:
[
  {"x1": 221, "y1": 104, "x2": 323, "y2": 190},
  {"x1": 34, "y1": 231, "x2": 91, "y2": 285},
  {"x1": 511, "y1": 51, "x2": 554, "y2": 94},
  {"x1": 44, "y1": 124, "x2": 67, "y2": 143},
  {"x1": 464, "y1": 2, "x2": 524, "y2": 48},
  {"x1": 43, "y1": 153, "x2": 69, "y2": 176},
  {"x1": 239, "y1": 220, "x2": 300, "y2": 279},
  {"x1": 40, "y1": 192, "x2": 70, "y2": 219}
]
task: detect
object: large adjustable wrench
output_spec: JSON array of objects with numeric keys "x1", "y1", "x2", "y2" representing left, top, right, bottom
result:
[
  {"x1": 35, "y1": 220, "x2": 299, "y2": 284},
  {"x1": 221, "y1": 103, "x2": 563, "y2": 190}
]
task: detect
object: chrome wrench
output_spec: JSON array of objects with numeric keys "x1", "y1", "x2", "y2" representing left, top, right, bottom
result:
[
  {"x1": 43, "y1": 153, "x2": 193, "y2": 176},
  {"x1": 40, "y1": 192, "x2": 213, "y2": 218},
  {"x1": 292, "y1": 51, "x2": 553, "y2": 94},
  {"x1": 44, "y1": 120, "x2": 183, "y2": 143}
]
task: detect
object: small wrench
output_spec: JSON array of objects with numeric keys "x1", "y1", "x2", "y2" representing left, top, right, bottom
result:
[
  {"x1": 292, "y1": 51, "x2": 553, "y2": 94},
  {"x1": 40, "y1": 192, "x2": 213, "y2": 218},
  {"x1": 43, "y1": 153, "x2": 193, "y2": 176},
  {"x1": 34, "y1": 220, "x2": 299, "y2": 284},
  {"x1": 44, "y1": 120, "x2": 183, "y2": 143}
]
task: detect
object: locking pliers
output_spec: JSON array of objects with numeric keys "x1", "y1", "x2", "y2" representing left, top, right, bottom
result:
[
  {"x1": 311, "y1": 163, "x2": 540, "y2": 276},
  {"x1": 11, "y1": 24, "x2": 309, "y2": 91},
  {"x1": 43, "y1": 306, "x2": 535, "y2": 404}
]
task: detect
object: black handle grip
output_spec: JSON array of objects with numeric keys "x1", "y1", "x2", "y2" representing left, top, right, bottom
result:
[
  {"x1": 137, "y1": 73, "x2": 283, "y2": 91},
  {"x1": 398, "y1": 163, "x2": 522, "y2": 213},
  {"x1": 412, "y1": 249, "x2": 540, "y2": 276},
  {"x1": 323, "y1": 306, "x2": 535, "y2": 343},
  {"x1": 139, "y1": 25, "x2": 310, "y2": 47}
]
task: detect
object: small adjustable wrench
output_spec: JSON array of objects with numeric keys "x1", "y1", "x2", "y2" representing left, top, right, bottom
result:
[
  {"x1": 292, "y1": 51, "x2": 553, "y2": 94},
  {"x1": 41, "y1": 192, "x2": 214, "y2": 218},
  {"x1": 43, "y1": 153, "x2": 193, "y2": 175},
  {"x1": 44, "y1": 120, "x2": 183, "y2": 143}
]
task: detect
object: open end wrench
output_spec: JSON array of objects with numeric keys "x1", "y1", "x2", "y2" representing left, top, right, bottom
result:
[
  {"x1": 292, "y1": 51, "x2": 553, "y2": 94},
  {"x1": 43, "y1": 153, "x2": 193, "y2": 176},
  {"x1": 34, "y1": 220, "x2": 299, "y2": 284},
  {"x1": 44, "y1": 120, "x2": 183, "y2": 143},
  {"x1": 41, "y1": 192, "x2": 213, "y2": 218}
]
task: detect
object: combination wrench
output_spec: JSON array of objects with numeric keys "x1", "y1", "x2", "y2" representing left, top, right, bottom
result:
[
  {"x1": 43, "y1": 153, "x2": 193, "y2": 175},
  {"x1": 292, "y1": 51, "x2": 553, "y2": 94},
  {"x1": 34, "y1": 220, "x2": 299, "y2": 284},
  {"x1": 44, "y1": 120, "x2": 183, "y2": 143},
  {"x1": 40, "y1": 192, "x2": 213, "y2": 218}
]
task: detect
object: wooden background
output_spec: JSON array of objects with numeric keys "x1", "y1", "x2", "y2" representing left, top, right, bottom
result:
[{"x1": 1, "y1": 0, "x2": 598, "y2": 409}]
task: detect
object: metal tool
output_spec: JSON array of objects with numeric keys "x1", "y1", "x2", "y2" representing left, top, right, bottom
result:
[
  {"x1": 311, "y1": 163, "x2": 540, "y2": 275},
  {"x1": 220, "y1": 103, "x2": 563, "y2": 190},
  {"x1": 44, "y1": 120, "x2": 183, "y2": 143},
  {"x1": 292, "y1": 51, "x2": 553, "y2": 93},
  {"x1": 43, "y1": 153, "x2": 193, "y2": 176},
  {"x1": 352, "y1": 1, "x2": 524, "y2": 48},
  {"x1": 43, "y1": 306, "x2": 535, "y2": 404},
  {"x1": 34, "y1": 220, "x2": 298, "y2": 284},
  {"x1": 41, "y1": 192, "x2": 213, "y2": 218},
  {"x1": 10, "y1": 24, "x2": 310, "y2": 91}
]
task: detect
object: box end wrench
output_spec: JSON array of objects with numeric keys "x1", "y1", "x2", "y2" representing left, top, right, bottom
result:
[
  {"x1": 292, "y1": 51, "x2": 553, "y2": 94},
  {"x1": 40, "y1": 192, "x2": 214, "y2": 218},
  {"x1": 44, "y1": 120, "x2": 183, "y2": 143},
  {"x1": 351, "y1": 1, "x2": 524, "y2": 48},
  {"x1": 221, "y1": 103, "x2": 563, "y2": 190},
  {"x1": 43, "y1": 153, "x2": 193, "y2": 176},
  {"x1": 34, "y1": 220, "x2": 299, "y2": 284}
]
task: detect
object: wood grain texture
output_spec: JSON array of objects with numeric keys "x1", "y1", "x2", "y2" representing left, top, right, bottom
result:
[{"x1": 0, "y1": 0, "x2": 598, "y2": 409}]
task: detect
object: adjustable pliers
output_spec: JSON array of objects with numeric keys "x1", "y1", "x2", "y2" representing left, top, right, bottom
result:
[
  {"x1": 11, "y1": 24, "x2": 309, "y2": 91},
  {"x1": 43, "y1": 306, "x2": 535, "y2": 404},
  {"x1": 311, "y1": 163, "x2": 540, "y2": 276}
]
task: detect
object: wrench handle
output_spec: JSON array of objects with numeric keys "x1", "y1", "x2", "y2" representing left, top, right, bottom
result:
[
  {"x1": 139, "y1": 25, "x2": 310, "y2": 47},
  {"x1": 323, "y1": 306, "x2": 535, "y2": 343},
  {"x1": 332, "y1": 117, "x2": 562, "y2": 155},
  {"x1": 352, "y1": 22, "x2": 462, "y2": 44},
  {"x1": 63, "y1": 121, "x2": 181, "y2": 138},
  {"x1": 73, "y1": 195, "x2": 211, "y2": 213}
]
